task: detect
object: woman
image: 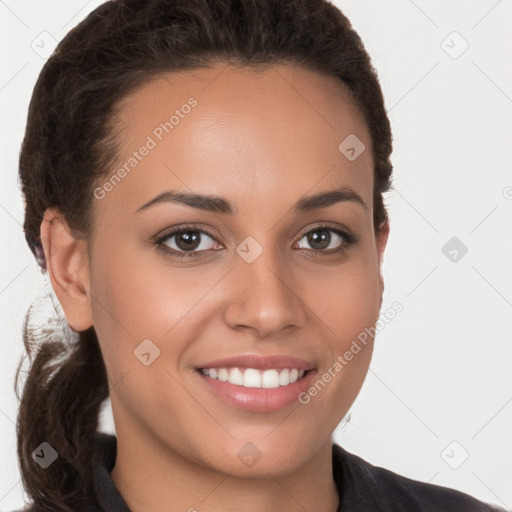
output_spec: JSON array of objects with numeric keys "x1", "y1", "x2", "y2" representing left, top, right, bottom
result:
[{"x1": 11, "y1": 0, "x2": 505, "y2": 511}]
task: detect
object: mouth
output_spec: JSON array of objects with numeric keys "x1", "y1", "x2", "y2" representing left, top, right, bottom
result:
[
  {"x1": 194, "y1": 358, "x2": 318, "y2": 412},
  {"x1": 197, "y1": 367, "x2": 311, "y2": 388},
  {"x1": 194, "y1": 353, "x2": 318, "y2": 411}
]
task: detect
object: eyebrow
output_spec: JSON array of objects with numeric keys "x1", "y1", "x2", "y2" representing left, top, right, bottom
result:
[{"x1": 135, "y1": 186, "x2": 368, "y2": 215}]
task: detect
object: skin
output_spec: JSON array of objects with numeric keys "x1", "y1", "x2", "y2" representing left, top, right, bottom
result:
[{"x1": 41, "y1": 63, "x2": 389, "y2": 512}]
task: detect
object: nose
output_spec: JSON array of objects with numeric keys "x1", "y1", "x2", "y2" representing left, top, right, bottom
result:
[{"x1": 223, "y1": 240, "x2": 307, "y2": 338}]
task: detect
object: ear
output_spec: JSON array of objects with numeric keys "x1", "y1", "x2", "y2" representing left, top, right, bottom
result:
[
  {"x1": 375, "y1": 219, "x2": 390, "y2": 309},
  {"x1": 40, "y1": 207, "x2": 93, "y2": 332}
]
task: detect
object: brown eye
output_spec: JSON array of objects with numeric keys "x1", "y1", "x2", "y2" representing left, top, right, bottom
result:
[
  {"x1": 295, "y1": 225, "x2": 357, "y2": 253},
  {"x1": 156, "y1": 228, "x2": 222, "y2": 259}
]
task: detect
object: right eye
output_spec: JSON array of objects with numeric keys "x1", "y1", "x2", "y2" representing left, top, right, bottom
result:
[{"x1": 154, "y1": 226, "x2": 223, "y2": 259}]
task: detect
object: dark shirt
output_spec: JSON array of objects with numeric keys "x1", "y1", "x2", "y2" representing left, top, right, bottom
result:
[{"x1": 13, "y1": 431, "x2": 507, "y2": 511}]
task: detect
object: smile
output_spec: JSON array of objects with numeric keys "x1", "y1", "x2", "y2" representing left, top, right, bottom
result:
[{"x1": 196, "y1": 367, "x2": 317, "y2": 412}]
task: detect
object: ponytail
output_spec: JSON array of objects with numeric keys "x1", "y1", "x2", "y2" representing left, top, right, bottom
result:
[{"x1": 15, "y1": 311, "x2": 109, "y2": 511}]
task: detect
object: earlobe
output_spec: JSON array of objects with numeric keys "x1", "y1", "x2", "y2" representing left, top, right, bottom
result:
[
  {"x1": 40, "y1": 207, "x2": 93, "y2": 332},
  {"x1": 376, "y1": 219, "x2": 390, "y2": 265},
  {"x1": 376, "y1": 220, "x2": 390, "y2": 308}
]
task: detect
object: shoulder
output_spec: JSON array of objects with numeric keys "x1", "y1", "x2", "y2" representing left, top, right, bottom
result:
[{"x1": 333, "y1": 443, "x2": 508, "y2": 512}]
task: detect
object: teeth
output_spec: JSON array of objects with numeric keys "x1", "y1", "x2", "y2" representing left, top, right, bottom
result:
[
  {"x1": 200, "y1": 367, "x2": 308, "y2": 388},
  {"x1": 229, "y1": 368, "x2": 244, "y2": 386},
  {"x1": 244, "y1": 368, "x2": 261, "y2": 388},
  {"x1": 261, "y1": 369, "x2": 280, "y2": 388}
]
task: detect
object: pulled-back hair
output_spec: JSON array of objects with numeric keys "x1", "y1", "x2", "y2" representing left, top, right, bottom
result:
[{"x1": 15, "y1": 0, "x2": 393, "y2": 510}]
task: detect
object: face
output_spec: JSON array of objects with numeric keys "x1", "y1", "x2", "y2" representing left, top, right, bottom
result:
[{"x1": 44, "y1": 63, "x2": 389, "y2": 477}]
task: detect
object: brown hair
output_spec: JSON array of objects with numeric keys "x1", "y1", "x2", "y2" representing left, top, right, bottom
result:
[{"x1": 15, "y1": 0, "x2": 393, "y2": 509}]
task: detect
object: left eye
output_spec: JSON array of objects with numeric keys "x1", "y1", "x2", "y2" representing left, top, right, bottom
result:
[{"x1": 155, "y1": 224, "x2": 356, "y2": 259}]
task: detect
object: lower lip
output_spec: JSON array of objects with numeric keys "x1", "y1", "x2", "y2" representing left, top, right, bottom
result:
[{"x1": 196, "y1": 369, "x2": 318, "y2": 412}]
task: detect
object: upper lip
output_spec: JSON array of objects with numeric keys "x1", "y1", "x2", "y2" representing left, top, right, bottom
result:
[{"x1": 196, "y1": 354, "x2": 316, "y2": 371}]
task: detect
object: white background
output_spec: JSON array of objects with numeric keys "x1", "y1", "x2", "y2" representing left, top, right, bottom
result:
[{"x1": 1, "y1": 0, "x2": 511, "y2": 510}]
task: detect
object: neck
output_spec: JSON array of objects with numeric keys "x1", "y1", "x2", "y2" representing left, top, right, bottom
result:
[{"x1": 110, "y1": 423, "x2": 339, "y2": 512}]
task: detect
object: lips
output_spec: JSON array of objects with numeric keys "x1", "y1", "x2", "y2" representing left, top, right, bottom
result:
[{"x1": 194, "y1": 353, "x2": 318, "y2": 411}]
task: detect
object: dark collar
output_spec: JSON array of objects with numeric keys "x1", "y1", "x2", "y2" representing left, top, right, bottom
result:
[{"x1": 92, "y1": 432, "x2": 131, "y2": 511}]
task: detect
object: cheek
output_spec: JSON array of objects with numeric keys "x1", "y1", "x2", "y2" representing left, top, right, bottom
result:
[
  {"x1": 298, "y1": 250, "x2": 381, "y2": 406},
  {"x1": 88, "y1": 243, "x2": 215, "y2": 370},
  {"x1": 88, "y1": 246, "x2": 201, "y2": 422},
  {"x1": 305, "y1": 249, "x2": 382, "y2": 343},
  {"x1": 87, "y1": 244, "x2": 160, "y2": 372},
  {"x1": 89, "y1": 244, "x2": 189, "y2": 333}
]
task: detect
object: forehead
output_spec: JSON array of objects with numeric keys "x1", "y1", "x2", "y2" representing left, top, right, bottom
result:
[
  {"x1": 96, "y1": 63, "x2": 374, "y2": 219},
  {"x1": 116, "y1": 63, "x2": 370, "y2": 147}
]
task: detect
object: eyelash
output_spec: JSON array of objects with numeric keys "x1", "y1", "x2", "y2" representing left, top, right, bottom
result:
[{"x1": 153, "y1": 222, "x2": 359, "y2": 260}]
